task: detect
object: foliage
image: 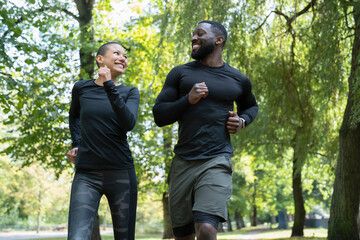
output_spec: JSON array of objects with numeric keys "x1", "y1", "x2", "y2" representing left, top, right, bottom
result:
[
  {"x1": 0, "y1": 0, "x2": 79, "y2": 175},
  {"x1": 0, "y1": 0, "x2": 355, "y2": 232},
  {"x1": 0, "y1": 155, "x2": 71, "y2": 226}
]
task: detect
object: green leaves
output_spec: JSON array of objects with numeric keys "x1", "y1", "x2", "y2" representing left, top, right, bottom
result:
[
  {"x1": 24, "y1": 59, "x2": 34, "y2": 64},
  {"x1": 13, "y1": 26, "x2": 22, "y2": 37},
  {"x1": 0, "y1": 0, "x2": 78, "y2": 176},
  {"x1": 0, "y1": 0, "x2": 353, "y2": 227}
]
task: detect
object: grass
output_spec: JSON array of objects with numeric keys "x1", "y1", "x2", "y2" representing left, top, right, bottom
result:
[{"x1": 13, "y1": 227, "x2": 328, "y2": 240}]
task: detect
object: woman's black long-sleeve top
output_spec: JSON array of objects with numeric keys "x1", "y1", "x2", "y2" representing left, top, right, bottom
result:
[{"x1": 69, "y1": 79, "x2": 140, "y2": 170}]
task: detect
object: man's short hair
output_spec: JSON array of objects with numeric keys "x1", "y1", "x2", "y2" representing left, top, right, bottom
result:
[
  {"x1": 199, "y1": 20, "x2": 227, "y2": 46},
  {"x1": 96, "y1": 42, "x2": 123, "y2": 68}
]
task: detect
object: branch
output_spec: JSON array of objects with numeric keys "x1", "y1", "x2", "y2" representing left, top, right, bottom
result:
[
  {"x1": 290, "y1": 0, "x2": 317, "y2": 23},
  {"x1": 252, "y1": 11, "x2": 275, "y2": 33},
  {"x1": 344, "y1": 5, "x2": 356, "y2": 30},
  {"x1": 274, "y1": 0, "x2": 317, "y2": 26},
  {"x1": 1, "y1": 16, "x2": 24, "y2": 40},
  {"x1": 340, "y1": 33, "x2": 355, "y2": 41},
  {"x1": 339, "y1": 0, "x2": 356, "y2": 7},
  {"x1": 274, "y1": 9, "x2": 290, "y2": 22},
  {"x1": 309, "y1": 151, "x2": 331, "y2": 158},
  {"x1": 1, "y1": 7, "x2": 79, "y2": 40},
  {"x1": 61, "y1": 8, "x2": 79, "y2": 22}
]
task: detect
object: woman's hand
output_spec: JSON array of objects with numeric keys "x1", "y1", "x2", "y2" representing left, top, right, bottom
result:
[{"x1": 67, "y1": 147, "x2": 78, "y2": 164}]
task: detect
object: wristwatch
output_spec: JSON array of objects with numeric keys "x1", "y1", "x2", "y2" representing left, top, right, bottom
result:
[{"x1": 239, "y1": 118, "x2": 246, "y2": 128}]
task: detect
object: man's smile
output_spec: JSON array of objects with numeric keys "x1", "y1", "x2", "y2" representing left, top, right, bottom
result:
[{"x1": 192, "y1": 43, "x2": 201, "y2": 51}]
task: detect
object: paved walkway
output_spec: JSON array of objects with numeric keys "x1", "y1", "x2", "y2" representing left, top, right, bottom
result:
[{"x1": 0, "y1": 230, "x2": 113, "y2": 240}]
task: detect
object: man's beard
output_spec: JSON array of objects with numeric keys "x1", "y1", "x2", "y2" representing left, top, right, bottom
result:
[{"x1": 191, "y1": 41, "x2": 215, "y2": 60}]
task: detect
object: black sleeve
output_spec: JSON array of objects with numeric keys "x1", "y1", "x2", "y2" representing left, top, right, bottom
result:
[
  {"x1": 236, "y1": 78, "x2": 258, "y2": 126},
  {"x1": 152, "y1": 67, "x2": 191, "y2": 127},
  {"x1": 69, "y1": 82, "x2": 81, "y2": 148},
  {"x1": 103, "y1": 80, "x2": 140, "y2": 131}
]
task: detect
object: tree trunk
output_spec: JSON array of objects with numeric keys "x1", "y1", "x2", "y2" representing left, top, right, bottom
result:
[
  {"x1": 235, "y1": 211, "x2": 241, "y2": 229},
  {"x1": 37, "y1": 191, "x2": 41, "y2": 233},
  {"x1": 251, "y1": 205, "x2": 257, "y2": 227},
  {"x1": 251, "y1": 182, "x2": 257, "y2": 227},
  {"x1": 291, "y1": 150, "x2": 305, "y2": 237},
  {"x1": 74, "y1": 0, "x2": 95, "y2": 79},
  {"x1": 218, "y1": 222, "x2": 224, "y2": 232},
  {"x1": 227, "y1": 208, "x2": 233, "y2": 232},
  {"x1": 358, "y1": 208, "x2": 360, "y2": 236},
  {"x1": 240, "y1": 213, "x2": 245, "y2": 228},
  {"x1": 162, "y1": 192, "x2": 173, "y2": 239},
  {"x1": 37, "y1": 213, "x2": 40, "y2": 233},
  {"x1": 103, "y1": 211, "x2": 106, "y2": 231},
  {"x1": 328, "y1": 5, "x2": 360, "y2": 239},
  {"x1": 270, "y1": 215, "x2": 276, "y2": 229},
  {"x1": 91, "y1": 214, "x2": 101, "y2": 240}
]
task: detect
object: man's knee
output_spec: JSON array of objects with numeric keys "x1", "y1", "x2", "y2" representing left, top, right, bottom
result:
[
  {"x1": 173, "y1": 222, "x2": 196, "y2": 240},
  {"x1": 196, "y1": 223, "x2": 217, "y2": 240}
]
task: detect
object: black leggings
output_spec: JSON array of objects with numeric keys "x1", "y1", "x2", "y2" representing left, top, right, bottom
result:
[{"x1": 67, "y1": 168, "x2": 137, "y2": 240}]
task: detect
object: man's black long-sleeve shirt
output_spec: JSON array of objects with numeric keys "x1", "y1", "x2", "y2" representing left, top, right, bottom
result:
[
  {"x1": 69, "y1": 79, "x2": 140, "y2": 170},
  {"x1": 153, "y1": 60, "x2": 258, "y2": 160}
]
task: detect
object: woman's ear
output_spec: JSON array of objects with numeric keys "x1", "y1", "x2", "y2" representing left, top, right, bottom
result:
[{"x1": 96, "y1": 55, "x2": 104, "y2": 66}]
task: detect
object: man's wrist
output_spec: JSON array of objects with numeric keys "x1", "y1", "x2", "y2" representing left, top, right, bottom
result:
[{"x1": 239, "y1": 117, "x2": 246, "y2": 128}]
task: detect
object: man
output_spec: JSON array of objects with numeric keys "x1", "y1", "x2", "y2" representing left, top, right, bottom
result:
[{"x1": 152, "y1": 21, "x2": 258, "y2": 239}]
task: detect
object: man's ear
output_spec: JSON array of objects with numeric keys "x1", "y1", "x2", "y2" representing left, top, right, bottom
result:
[
  {"x1": 96, "y1": 55, "x2": 104, "y2": 66},
  {"x1": 215, "y1": 36, "x2": 224, "y2": 46}
]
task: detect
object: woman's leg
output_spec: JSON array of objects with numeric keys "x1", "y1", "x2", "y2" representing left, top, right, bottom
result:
[
  {"x1": 104, "y1": 168, "x2": 137, "y2": 240},
  {"x1": 68, "y1": 171, "x2": 103, "y2": 240}
]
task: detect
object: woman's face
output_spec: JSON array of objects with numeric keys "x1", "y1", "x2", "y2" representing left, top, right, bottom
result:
[{"x1": 100, "y1": 44, "x2": 128, "y2": 75}]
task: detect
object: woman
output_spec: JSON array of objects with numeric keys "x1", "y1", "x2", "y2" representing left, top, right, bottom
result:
[{"x1": 66, "y1": 42, "x2": 140, "y2": 240}]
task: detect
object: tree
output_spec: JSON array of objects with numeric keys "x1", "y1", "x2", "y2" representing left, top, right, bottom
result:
[
  {"x1": 328, "y1": 1, "x2": 360, "y2": 239},
  {"x1": 0, "y1": 0, "x2": 352, "y2": 236},
  {"x1": 228, "y1": 0, "x2": 347, "y2": 236}
]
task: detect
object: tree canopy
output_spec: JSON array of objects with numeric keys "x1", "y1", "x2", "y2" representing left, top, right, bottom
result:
[{"x1": 0, "y1": 0, "x2": 358, "y2": 237}]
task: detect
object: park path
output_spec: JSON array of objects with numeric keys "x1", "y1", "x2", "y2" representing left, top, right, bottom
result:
[
  {"x1": 0, "y1": 230, "x2": 113, "y2": 240},
  {"x1": 0, "y1": 228, "x2": 294, "y2": 240},
  {"x1": 218, "y1": 228, "x2": 268, "y2": 240},
  {"x1": 0, "y1": 230, "x2": 67, "y2": 240}
]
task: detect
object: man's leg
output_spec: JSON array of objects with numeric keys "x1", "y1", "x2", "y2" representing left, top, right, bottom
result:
[
  {"x1": 194, "y1": 211, "x2": 219, "y2": 240},
  {"x1": 195, "y1": 223, "x2": 217, "y2": 240},
  {"x1": 168, "y1": 156, "x2": 198, "y2": 239},
  {"x1": 192, "y1": 156, "x2": 233, "y2": 239},
  {"x1": 67, "y1": 171, "x2": 103, "y2": 240},
  {"x1": 173, "y1": 222, "x2": 196, "y2": 240}
]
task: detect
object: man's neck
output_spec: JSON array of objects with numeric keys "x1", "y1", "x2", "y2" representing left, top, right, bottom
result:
[{"x1": 199, "y1": 51, "x2": 224, "y2": 67}]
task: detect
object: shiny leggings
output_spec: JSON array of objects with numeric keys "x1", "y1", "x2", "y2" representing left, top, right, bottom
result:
[{"x1": 67, "y1": 168, "x2": 137, "y2": 240}]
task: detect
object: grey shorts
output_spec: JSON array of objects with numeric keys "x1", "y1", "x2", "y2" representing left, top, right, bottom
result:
[{"x1": 168, "y1": 155, "x2": 233, "y2": 228}]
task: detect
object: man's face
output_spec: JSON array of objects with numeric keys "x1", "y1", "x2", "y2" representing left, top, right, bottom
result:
[
  {"x1": 191, "y1": 23, "x2": 216, "y2": 60},
  {"x1": 99, "y1": 44, "x2": 128, "y2": 75}
]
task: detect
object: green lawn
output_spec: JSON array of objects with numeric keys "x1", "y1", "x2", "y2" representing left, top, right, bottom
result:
[{"x1": 28, "y1": 228, "x2": 327, "y2": 240}]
